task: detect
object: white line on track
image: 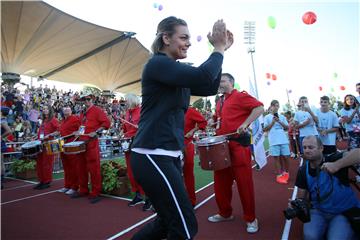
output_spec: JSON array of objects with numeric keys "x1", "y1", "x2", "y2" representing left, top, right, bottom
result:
[
  {"x1": 1, "y1": 189, "x2": 59, "y2": 205},
  {"x1": 1, "y1": 183, "x2": 35, "y2": 191},
  {"x1": 280, "y1": 157, "x2": 303, "y2": 240},
  {"x1": 106, "y1": 182, "x2": 215, "y2": 240},
  {"x1": 100, "y1": 193, "x2": 131, "y2": 201},
  {"x1": 5, "y1": 177, "x2": 38, "y2": 184}
]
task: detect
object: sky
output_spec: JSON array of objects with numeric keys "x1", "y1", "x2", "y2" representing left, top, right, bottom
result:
[{"x1": 42, "y1": 0, "x2": 359, "y2": 110}]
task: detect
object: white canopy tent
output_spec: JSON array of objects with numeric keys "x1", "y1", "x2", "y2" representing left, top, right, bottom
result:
[{"x1": 1, "y1": 1, "x2": 151, "y2": 95}]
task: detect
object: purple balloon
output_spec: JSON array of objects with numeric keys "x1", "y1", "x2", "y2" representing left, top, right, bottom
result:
[
  {"x1": 196, "y1": 35, "x2": 202, "y2": 42},
  {"x1": 288, "y1": 89, "x2": 292, "y2": 94},
  {"x1": 158, "y1": 4, "x2": 163, "y2": 11},
  {"x1": 267, "y1": 81, "x2": 271, "y2": 86}
]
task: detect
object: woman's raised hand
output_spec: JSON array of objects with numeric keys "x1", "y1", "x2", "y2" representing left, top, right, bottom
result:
[{"x1": 207, "y1": 20, "x2": 234, "y2": 53}]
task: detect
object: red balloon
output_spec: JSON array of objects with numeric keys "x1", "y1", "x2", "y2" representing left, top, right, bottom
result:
[
  {"x1": 271, "y1": 74, "x2": 277, "y2": 80},
  {"x1": 302, "y1": 11, "x2": 317, "y2": 25},
  {"x1": 266, "y1": 73, "x2": 271, "y2": 79},
  {"x1": 319, "y1": 86, "x2": 323, "y2": 91},
  {"x1": 340, "y1": 86, "x2": 346, "y2": 91}
]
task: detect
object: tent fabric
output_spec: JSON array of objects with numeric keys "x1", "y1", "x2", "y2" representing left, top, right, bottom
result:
[{"x1": 1, "y1": 1, "x2": 150, "y2": 94}]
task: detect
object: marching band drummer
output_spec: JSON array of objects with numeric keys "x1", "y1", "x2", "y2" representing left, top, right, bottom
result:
[
  {"x1": 183, "y1": 106, "x2": 207, "y2": 206},
  {"x1": 34, "y1": 105, "x2": 59, "y2": 190},
  {"x1": 71, "y1": 91, "x2": 110, "y2": 204},
  {"x1": 55, "y1": 106, "x2": 81, "y2": 195},
  {"x1": 121, "y1": 93, "x2": 152, "y2": 211},
  {"x1": 208, "y1": 73, "x2": 264, "y2": 234}
]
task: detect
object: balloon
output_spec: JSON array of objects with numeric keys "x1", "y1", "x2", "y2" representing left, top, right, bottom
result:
[
  {"x1": 266, "y1": 73, "x2": 271, "y2": 79},
  {"x1": 271, "y1": 74, "x2": 277, "y2": 80},
  {"x1": 333, "y1": 72, "x2": 338, "y2": 78},
  {"x1": 196, "y1": 35, "x2": 202, "y2": 42},
  {"x1": 153, "y1": 3, "x2": 158, "y2": 8},
  {"x1": 319, "y1": 86, "x2": 323, "y2": 91},
  {"x1": 302, "y1": 11, "x2": 317, "y2": 25},
  {"x1": 267, "y1": 16, "x2": 276, "y2": 29},
  {"x1": 288, "y1": 89, "x2": 292, "y2": 94},
  {"x1": 267, "y1": 81, "x2": 271, "y2": 86},
  {"x1": 234, "y1": 82, "x2": 241, "y2": 91},
  {"x1": 340, "y1": 86, "x2": 346, "y2": 91},
  {"x1": 158, "y1": 4, "x2": 163, "y2": 11},
  {"x1": 331, "y1": 87, "x2": 334, "y2": 92}
]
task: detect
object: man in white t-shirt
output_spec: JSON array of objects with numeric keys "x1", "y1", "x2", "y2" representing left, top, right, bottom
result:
[
  {"x1": 356, "y1": 82, "x2": 360, "y2": 104},
  {"x1": 315, "y1": 96, "x2": 339, "y2": 155},
  {"x1": 263, "y1": 100, "x2": 290, "y2": 184},
  {"x1": 294, "y1": 96, "x2": 319, "y2": 154}
]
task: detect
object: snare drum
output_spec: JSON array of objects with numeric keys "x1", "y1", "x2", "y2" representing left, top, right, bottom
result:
[
  {"x1": 63, "y1": 141, "x2": 86, "y2": 154},
  {"x1": 43, "y1": 139, "x2": 61, "y2": 155},
  {"x1": 120, "y1": 138, "x2": 132, "y2": 152},
  {"x1": 21, "y1": 140, "x2": 42, "y2": 157},
  {"x1": 195, "y1": 136, "x2": 231, "y2": 171}
]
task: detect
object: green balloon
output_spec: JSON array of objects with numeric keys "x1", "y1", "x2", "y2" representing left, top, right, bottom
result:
[
  {"x1": 333, "y1": 72, "x2": 338, "y2": 78},
  {"x1": 234, "y1": 82, "x2": 240, "y2": 90},
  {"x1": 331, "y1": 87, "x2": 334, "y2": 92},
  {"x1": 268, "y1": 16, "x2": 276, "y2": 29}
]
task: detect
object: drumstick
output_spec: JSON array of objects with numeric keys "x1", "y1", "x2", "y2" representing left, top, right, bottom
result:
[{"x1": 119, "y1": 118, "x2": 138, "y2": 129}]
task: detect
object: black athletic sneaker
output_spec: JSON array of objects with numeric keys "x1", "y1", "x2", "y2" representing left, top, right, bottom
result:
[
  {"x1": 128, "y1": 195, "x2": 144, "y2": 207},
  {"x1": 142, "y1": 199, "x2": 153, "y2": 211},
  {"x1": 33, "y1": 182, "x2": 43, "y2": 190}
]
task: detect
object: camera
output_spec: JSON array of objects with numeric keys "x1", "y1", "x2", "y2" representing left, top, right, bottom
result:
[
  {"x1": 274, "y1": 112, "x2": 279, "y2": 118},
  {"x1": 283, "y1": 198, "x2": 311, "y2": 223}
]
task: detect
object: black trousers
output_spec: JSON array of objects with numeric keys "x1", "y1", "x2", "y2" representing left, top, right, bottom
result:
[{"x1": 130, "y1": 152, "x2": 197, "y2": 240}]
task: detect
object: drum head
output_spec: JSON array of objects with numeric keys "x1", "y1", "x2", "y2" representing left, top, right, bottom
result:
[
  {"x1": 195, "y1": 136, "x2": 227, "y2": 146},
  {"x1": 22, "y1": 140, "x2": 41, "y2": 149}
]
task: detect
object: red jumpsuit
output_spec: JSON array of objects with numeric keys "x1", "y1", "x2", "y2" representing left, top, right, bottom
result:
[
  {"x1": 183, "y1": 107, "x2": 207, "y2": 206},
  {"x1": 37, "y1": 117, "x2": 59, "y2": 184},
  {"x1": 78, "y1": 105, "x2": 110, "y2": 197},
  {"x1": 59, "y1": 115, "x2": 81, "y2": 190},
  {"x1": 122, "y1": 106, "x2": 144, "y2": 195},
  {"x1": 214, "y1": 90, "x2": 263, "y2": 222}
]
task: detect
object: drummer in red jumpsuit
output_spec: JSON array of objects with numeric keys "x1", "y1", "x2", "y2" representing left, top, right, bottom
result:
[
  {"x1": 183, "y1": 106, "x2": 207, "y2": 206},
  {"x1": 121, "y1": 93, "x2": 152, "y2": 210},
  {"x1": 56, "y1": 106, "x2": 81, "y2": 195},
  {"x1": 71, "y1": 92, "x2": 110, "y2": 204},
  {"x1": 208, "y1": 73, "x2": 264, "y2": 234},
  {"x1": 34, "y1": 105, "x2": 59, "y2": 190}
]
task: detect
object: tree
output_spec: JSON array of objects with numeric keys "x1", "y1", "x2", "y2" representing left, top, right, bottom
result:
[
  {"x1": 192, "y1": 98, "x2": 212, "y2": 112},
  {"x1": 282, "y1": 102, "x2": 294, "y2": 114}
]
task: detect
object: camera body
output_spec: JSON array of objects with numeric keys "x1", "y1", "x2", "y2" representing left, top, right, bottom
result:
[
  {"x1": 273, "y1": 112, "x2": 279, "y2": 118},
  {"x1": 283, "y1": 198, "x2": 311, "y2": 223}
]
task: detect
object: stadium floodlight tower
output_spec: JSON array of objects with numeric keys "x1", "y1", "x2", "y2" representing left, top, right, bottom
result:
[{"x1": 244, "y1": 21, "x2": 258, "y2": 99}]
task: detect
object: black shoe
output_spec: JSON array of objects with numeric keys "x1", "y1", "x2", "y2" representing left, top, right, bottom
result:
[
  {"x1": 33, "y1": 182, "x2": 43, "y2": 190},
  {"x1": 128, "y1": 195, "x2": 144, "y2": 207},
  {"x1": 70, "y1": 192, "x2": 87, "y2": 199},
  {"x1": 89, "y1": 196, "x2": 101, "y2": 204},
  {"x1": 38, "y1": 182, "x2": 50, "y2": 190},
  {"x1": 142, "y1": 199, "x2": 153, "y2": 211}
]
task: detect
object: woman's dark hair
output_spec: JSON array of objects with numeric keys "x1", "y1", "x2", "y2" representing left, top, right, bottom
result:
[
  {"x1": 151, "y1": 16, "x2": 187, "y2": 54},
  {"x1": 41, "y1": 105, "x2": 54, "y2": 121},
  {"x1": 343, "y1": 94, "x2": 358, "y2": 110}
]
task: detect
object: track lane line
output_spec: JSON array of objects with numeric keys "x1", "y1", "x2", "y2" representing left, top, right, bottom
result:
[{"x1": 1, "y1": 189, "x2": 60, "y2": 205}]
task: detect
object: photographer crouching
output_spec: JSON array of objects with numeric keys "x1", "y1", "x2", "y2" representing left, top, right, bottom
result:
[{"x1": 285, "y1": 135, "x2": 360, "y2": 240}]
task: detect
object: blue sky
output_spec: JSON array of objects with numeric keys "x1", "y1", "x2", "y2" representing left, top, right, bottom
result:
[{"x1": 44, "y1": 0, "x2": 359, "y2": 109}]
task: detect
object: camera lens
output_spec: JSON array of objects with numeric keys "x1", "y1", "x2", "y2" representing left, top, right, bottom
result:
[{"x1": 283, "y1": 208, "x2": 298, "y2": 220}]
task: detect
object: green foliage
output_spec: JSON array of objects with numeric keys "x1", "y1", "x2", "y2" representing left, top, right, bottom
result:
[
  {"x1": 282, "y1": 102, "x2": 294, "y2": 113},
  {"x1": 100, "y1": 160, "x2": 127, "y2": 193},
  {"x1": 192, "y1": 98, "x2": 212, "y2": 112},
  {"x1": 11, "y1": 159, "x2": 36, "y2": 174}
]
